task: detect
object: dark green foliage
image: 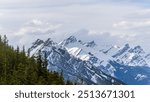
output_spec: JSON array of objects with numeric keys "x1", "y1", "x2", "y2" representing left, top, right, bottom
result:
[
  {"x1": 0, "y1": 35, "x2": 71, "y2": 85},
  {"x1": 66, "y1": 80, "x2": 73, "y2": 85}
]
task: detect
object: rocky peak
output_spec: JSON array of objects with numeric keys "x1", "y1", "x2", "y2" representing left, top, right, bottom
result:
[
  {"x1": 30, "y1": 39, "x2": 44, "y2": 49},
  {"x1": 44, "y1": 38, "x2": 56, "y2": 47},
  {"x1": 129, "y1": 46, "x2": 145, "y2": 54},
  {"x1": 33, "y1": 39, "x2": 44, "y2": 45},
  {"x1": 60, "y1": 36, "x2": 77, "y2": 46},
  {"x1": 112, "y1": 43, "x2": 130, "y2": 58},
  {"x1": 85, "y1": 41, "x2": 96, "y2": 48}
]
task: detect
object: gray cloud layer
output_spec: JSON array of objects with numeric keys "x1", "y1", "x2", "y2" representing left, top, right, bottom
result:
[{"x1": 0, "y1": 0, "x2": 150, "y2": 52}]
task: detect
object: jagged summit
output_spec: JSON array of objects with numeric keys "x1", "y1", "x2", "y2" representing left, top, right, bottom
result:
[
  {"x1": 84, "y1": 41, "x2": 96, "y2": 48},
  {"x1": 129, "y1": 45, "x2": 145, "y2": 54},
  {"x1": 32, "y1": 39, "x2": 44, "y2": 46},
  {"x1": 125, "y1": 43, "x2": 130, "y2": 47},
  {"x1": 145, "y1": 54, "x2": 150, "y2": 59},
  {"x1": 59, "y1": 36, "x2": 77, "y2": 46},
  {"x1": 112, "y1": 43, "x2": 130, "y2": 58},
  {"x1": 44, "y1": 38, "x2": 56, "y2": 46},
  {"x1": 29, "y1": 39, "x2": 44, "y2": 51},
  {"x1": 29, "y1": 36, "x2": 150, "y2": 85}
]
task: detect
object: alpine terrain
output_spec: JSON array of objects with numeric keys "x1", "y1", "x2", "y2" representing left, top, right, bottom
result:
[{"x1": 28, "y1": 36, "x2": 150, "y2": 85}]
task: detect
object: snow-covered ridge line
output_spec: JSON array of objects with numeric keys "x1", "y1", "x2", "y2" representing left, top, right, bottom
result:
[{"x1": 29, "y1": 35, "x2": 150, "y2": 85}]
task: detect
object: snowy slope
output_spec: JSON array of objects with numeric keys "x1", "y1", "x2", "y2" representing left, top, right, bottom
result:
[
  {"x1": 29, "y1": 35, "x2": 150, "y2": 85},
  {"x1": 112, "y1": 44, "x2": 148, "y2": 67},
  {"x1": 29, "y1": 36, "x2": 124, "y2": 85}
]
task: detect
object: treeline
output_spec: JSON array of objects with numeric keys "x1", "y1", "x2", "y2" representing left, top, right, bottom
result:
[{"x1": 0, "y1": 35, "x2": 72, "y2": 85}]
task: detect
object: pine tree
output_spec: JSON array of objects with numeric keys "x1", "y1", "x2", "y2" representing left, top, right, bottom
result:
[
  {"x1": 66, "y1": 80, "x2": 73, "y2": 85},
  {"x1": 0, "y1": 35, "x2": 72, "y2": 85},
  {"x1": 3, "y1": 35, "x2": 8, "y2": 46}
]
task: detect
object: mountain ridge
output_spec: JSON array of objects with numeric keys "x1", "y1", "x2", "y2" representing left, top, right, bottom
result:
[{"x1": 29, "y1": 35, "x2": 150, "y2": 85}]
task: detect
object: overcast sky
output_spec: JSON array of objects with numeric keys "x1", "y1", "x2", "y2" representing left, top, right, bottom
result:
[{"x1": 0, "y1": 0, "x2": 150, "y2": 52}]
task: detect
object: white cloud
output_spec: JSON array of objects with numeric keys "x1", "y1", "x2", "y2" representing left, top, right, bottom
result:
[
  {"x1": 70, "y1": 29, "x2": 126, "y2": 46},
  {"x1": 0, "y1": 13, "x2": 4, "y2": 16},
  {"x1": 0, "y1": 0, "x2": 150, "y2": 52},
  {"x1": 0, "y1": 0, "x2": 149, "y2": 7},
  {"x1": 0, "y1": 26, "x2": 3, "y2": 31},
  {"x1": 11, "y1": 19, "x2": 62, "y2": 47},
  {"x1": 113, "y1": 20, "x2": 150, "y2": 29},
  {"x1": 0, "y1": 0, "x2": 100, "y2": 9},
  {"x1": 15, "y1": 19, "x2": 62, "y2": 35},
  {"x1": 28, "y1": 19, "x2": 43, "y2": 26}
]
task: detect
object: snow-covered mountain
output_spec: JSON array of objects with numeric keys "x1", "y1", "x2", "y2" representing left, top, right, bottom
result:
[{"x1": 29, "y1": 36, "x2": 150, "y2": 85}]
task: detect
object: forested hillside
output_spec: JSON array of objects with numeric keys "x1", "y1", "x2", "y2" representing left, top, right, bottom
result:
[{"x1": 0, "y1": 35, "x2": 70, "y2": 85}]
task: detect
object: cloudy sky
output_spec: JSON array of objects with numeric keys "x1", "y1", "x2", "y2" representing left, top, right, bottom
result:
[{"x1": 0, "y1": 0, "x2": 150, "y2": 52}]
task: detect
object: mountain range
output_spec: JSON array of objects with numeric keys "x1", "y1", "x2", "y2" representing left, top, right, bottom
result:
[{"x1": 28, "y1": 36, "x2": 150, "y2": 85}]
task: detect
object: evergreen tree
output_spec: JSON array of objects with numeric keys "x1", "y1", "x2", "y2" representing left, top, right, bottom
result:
[
  {"x1": 0, "y1": 35, "x2": 72, "y2": 85},
  {"x1": 66, "y1": 80, "x2": 73, "y2": 85}
]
